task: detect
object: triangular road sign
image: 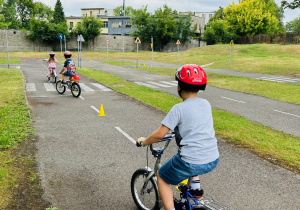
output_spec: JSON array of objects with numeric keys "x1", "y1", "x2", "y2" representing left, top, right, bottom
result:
[
  {"x1": 229, "y1": 40, "x2": 234, "y2": 46},
  {"x1": 176, "y1": 40, "x2": 181, "y2": 45},
  {"x1": 135, "y1": 37, "x2": 141, "y2": 44}
]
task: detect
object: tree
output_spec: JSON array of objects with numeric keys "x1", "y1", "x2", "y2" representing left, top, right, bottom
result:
[
  {"x1": 281, "y1": 0, "x2": 300, "y2": 9},
  {"x1": 113, "y1": 5, "x2": 134, "y2": 16},
  {"x1": 224, "y1": 0, "x2": 279, "y2": 36},
  {"x1": 53, "y1": 0, "x2": 66, "y2": 24},
  {"x1": 75, "y1": 17, "x2": 103, "y2": 43},
  {"x1": 131, "y1": 5, "x2": 194, "y2": 51},
  {"x1": 17, "y1": 0, "x2": 34, "y2": 29},
  {"x1": 1, "y1": 0, "x2": 21, "y2": 29},
  {"x1": 286, "y1": 17, "x2": 300, "y2": 32},
  {"x1": 262, "y1": 0, "x2": 285, "y2": 33},
  {"x1": 32, "y1": 2, "x2": 53, "y2": 21}
]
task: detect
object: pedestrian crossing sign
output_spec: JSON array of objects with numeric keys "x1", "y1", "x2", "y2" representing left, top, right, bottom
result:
[
  {"x1": 176, "y1": 40, "x2": 181, "y2": 45},
  {"x1": 135, "y1": 37, "x2": 141, "y2": 44},
  {"x1": 229, "y1": 40, "x2": 234, "y2": 46}
]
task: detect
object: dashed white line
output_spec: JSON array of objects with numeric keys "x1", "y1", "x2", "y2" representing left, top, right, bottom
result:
[
  {"x1": 90, "y1": 106, "x2": 99, "y2": 113},
  {"x1": 115, "y1": 127, "x2": 136, "y2": 144},
  {"x1": 91, "y1": 83, "x2": 112, "y2": 91},
  {"x1": 144, "y1": 77, "x2": 153, "y2": 80},
  {"x1": 134, "y1": 82, "x2": 159, "y2": 89},
  {"x1": 221, "y1": 96, "x2": 246, "y2": 104},
  {"x1": 79, "y1": 96, "x2": 85, "y2": 100},
  {"x1": 274, "y1": 110, "x2": 300, "y2": 118},
  {"x1": 80, "y1": 83, "x2": 95, "y2": 91},
  {"x1": 147, "y1": 81, "x2": 171, "y2": 88},
  {"x1": 160, "y1": 81, "x2": 177, "y2": 86},
  {"x1": 44, "y1": 83, "x2": 56, "y2": 91}
]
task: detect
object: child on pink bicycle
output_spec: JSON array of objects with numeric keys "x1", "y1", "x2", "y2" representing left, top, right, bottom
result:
[{"x1": 45, "y1": 51, "x2": 58, "y2": 82}]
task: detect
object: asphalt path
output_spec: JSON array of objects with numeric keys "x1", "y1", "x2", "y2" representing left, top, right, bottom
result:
[
  {"x1": 19, "y1": 58, "x2": 300, "y2": 209},
  {"x1": 81, "y1": 60, "x2": 300, "y2": 138}
]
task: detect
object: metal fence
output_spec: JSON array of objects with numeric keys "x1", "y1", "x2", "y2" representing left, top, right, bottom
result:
[{"x1": 239, "y1": 32, "x2": 300, "y2": 44}]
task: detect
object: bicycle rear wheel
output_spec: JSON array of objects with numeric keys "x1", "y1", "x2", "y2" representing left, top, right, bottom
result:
[
  {"x1": 131, "y1": 168, "x2": 159, "y2": 210},
  {"x1": 71, "y1": 82, "x2": 81, "y2": 98},
  {"x1": 56, "y1": 80, "x2": 66, "y2": 94}
]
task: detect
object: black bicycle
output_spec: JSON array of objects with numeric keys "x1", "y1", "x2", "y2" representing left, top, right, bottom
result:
[{"x1": 56, "y1": 75, "x2": 81, "y2": 98}]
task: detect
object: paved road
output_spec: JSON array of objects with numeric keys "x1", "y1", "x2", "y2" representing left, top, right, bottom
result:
[
  {"x1": 19, "y1": 58, "x2": 300, "y2": 209},
  {"x1": 81, "y1": 60, "x2": 300, "y2": 138}
]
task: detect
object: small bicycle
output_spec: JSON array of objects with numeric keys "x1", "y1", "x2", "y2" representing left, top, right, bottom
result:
[
  {"x1": 56, "y1": 75, "x2": 81, "y2": 98},
  {"x1": 48, "y1": 68, "x2": 57, "y2": 83},
  {"x1": 131, "y1": 134, "x2": 232, "y2": 210}
]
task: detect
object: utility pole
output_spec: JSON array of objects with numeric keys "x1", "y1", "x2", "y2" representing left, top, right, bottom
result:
[{"x1": 122, "y1": 0, "x2": 125, "y2": 16}]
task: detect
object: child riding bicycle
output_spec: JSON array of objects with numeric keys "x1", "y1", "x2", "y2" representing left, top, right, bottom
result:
[
  {"x1": 45, "y1": 51, "x2": 58, "y2": 82},
  {"x1": 60, "y1": 51, "x2": 76, "y2": 84},
  {"x1": 136, "y1": 64, "x2": 219, "y2": 210}
]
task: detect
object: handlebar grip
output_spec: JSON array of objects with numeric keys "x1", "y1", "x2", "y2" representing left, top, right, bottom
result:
[{"x1": 136, "y1": 142, "x2": 141, "y2": 147}]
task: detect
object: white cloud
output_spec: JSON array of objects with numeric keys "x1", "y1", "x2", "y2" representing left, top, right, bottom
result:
[{"x1": 35, "y1": 0, "x2": 299, "y2": 23}]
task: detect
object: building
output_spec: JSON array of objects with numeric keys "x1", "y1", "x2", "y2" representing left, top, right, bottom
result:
[
  {"x1": 194, "y1": 12, "x2": 215, "y2": 25},
  {"x1": 66, "y1": 8, "x2": 131, "y2": 35}
]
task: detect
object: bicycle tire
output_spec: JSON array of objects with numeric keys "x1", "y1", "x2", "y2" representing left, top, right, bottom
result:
[
  {"x1": 131, "y1": 168, "x2": 159, "y2": 210},
  {"x1": 56, "y1": 80, "x2": 66, "y2": 94},
  {"x1": 71, "y1": 82, "x2": 81, "y2": 98}
]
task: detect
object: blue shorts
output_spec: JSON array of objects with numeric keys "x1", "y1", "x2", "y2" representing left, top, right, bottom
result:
[
  {"x1": 63, "y1": 70, "x2": 72, "y2": 76},
  {"x1": 158, "y1": 153, "x2": 219, "y2": 185}
]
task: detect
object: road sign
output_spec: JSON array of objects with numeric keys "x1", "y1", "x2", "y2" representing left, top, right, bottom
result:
[
  {"x1": 77, "y1": 35, "x2": 84, "y2": 42},
  {"x1": 176, "y1": 40, "x2": 181, "y2": 45},
  {"x1": 151, "y1": 43, "x2": 153, "y2": 49},
  {"x1": 135, "y1": 37, "x2": 141, "y2": 44},
  {"x1": 58, "y1": 34, "x2": 63, "y2": 40},
  {"x1": 229, "y1": 40, "x2": 234, "y2": 46},
  {"x1": 106, "y1": 39, "x2": 110, "y2": 44}
]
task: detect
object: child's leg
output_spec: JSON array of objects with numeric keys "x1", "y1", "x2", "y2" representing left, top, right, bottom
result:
[
  {"x1": 47, "y1": 68, "x2": 50, "y2": 77},
  {"x1": 53, "y1": 69, "x2": 57, "y2": 77},
  {"x1": 157, "y1": 172, "x2": 174, "y2": 210}
]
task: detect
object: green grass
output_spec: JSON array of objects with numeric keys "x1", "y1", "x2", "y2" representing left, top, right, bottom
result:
[
  {"x1": 2, "y1": 44, "x2": 300, "y2": 77},
  {"x1": 130, "y1": 67, "x2": 300, "y2": 105},
  {"x1": 0, "y1": 68, "x2": 33, "y2": 148},
  {"x1": 77, "y1": 67, "x2": 300, "y2": 173},
  {"x1": 0, "y1": 58, "x2": 21, "y2": 64}
]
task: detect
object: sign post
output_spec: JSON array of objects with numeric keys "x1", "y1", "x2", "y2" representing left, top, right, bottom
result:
[
  {"x1": 106, "y1": 39, "x2": 110, "y2": 63},
  {"x1": 64, "y1": 35, "x2": 66, "y2": 51},
  {"x1": 135, "y1": 37, "x2": 141, "y2": 67},
  {"x1": 151, "y1": 36, "x2": 153, "y2": 64},
  {"x1": 58, "y1": 34, "x2": 63, "y2": 58},
  {"x1": 229, "y1": 40, "x2": 234, "y2": 70},
  {"x1": 122, "y1": 40, "x2": 125, "y2": 65},
  {"x1": 77, "y1": 35, "x2": 84, "y2": 68},
  {"x1": 5, "y1": 29, "x2": 10, "y2": 69},
  {"x1": 176, "y1": 40, "x2": 181, "y2": 64}
]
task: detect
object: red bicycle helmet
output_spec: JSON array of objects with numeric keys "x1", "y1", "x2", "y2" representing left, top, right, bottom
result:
[{"x1": 175, "y1": 64, "x2": 207, "y2": 91}]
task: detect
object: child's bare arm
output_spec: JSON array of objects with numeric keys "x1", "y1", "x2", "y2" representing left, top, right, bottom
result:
[
  {"x1": 137, "y1": 125, "x2": 170, "y2": 146},
  {"x1": 60, "y1": 67, "x2": 66, "y2": 74}
]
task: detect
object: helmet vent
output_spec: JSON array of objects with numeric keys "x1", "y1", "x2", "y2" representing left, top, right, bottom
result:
[
  {"x1": 187, "y1": 70, "x2": 190, "y2": 77},
  {"x1": 194, "y1": 68, "x2": 198, "y2": 74}
]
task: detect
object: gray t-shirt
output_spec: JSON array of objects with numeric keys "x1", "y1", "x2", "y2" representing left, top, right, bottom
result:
[{"x1": 161, "y1": 97, "x2": 219, "y2": 164}]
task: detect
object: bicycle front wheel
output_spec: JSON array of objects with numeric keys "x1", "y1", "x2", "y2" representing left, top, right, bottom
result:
[
  {"x1": 56, "y1": 80, "x2": 66, "y2": 94},
  {"x1": 131, "y1": 168, "x2": 159, "y2": 210},
  {"x1": 71, "y1": 82, "x2": 81, "y2": 98}
]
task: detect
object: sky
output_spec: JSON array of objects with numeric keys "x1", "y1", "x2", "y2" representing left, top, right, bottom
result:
[{"x1": 34, "y1": 0, "x2": 299, "y2": 24}]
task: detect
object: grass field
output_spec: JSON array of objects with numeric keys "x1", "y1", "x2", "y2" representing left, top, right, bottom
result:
[
  {"x1": 1, "y1": 44, "x2": 300, "y2": 77},
  {"x1": 127, "y1": 66, "x2": 300, "y2": 105},
  {"x1": 77, "y1": 67, "x2": 300, "y2": 174},
  {"x1": 0, "y1": 58, "x2": 21, "y2": 64}
]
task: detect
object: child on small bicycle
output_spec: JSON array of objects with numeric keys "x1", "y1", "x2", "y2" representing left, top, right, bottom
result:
[
  {"x1": 136, "y1": 64, "x2": 219, "y2": 210},
  {"x1": 60, "y1": 51, "x2": 76, "y2": 84},
  {"x1": 45, "y1": 51, "x2": 58, "y2": 82}
]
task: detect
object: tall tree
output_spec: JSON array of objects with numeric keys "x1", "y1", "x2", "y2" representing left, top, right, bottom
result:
[
  {"x1": 75, "y1": 17, "x2": 103, "y2": 43},
  {"x1": 285, "y1": 17, "x2": 300, "y2": 32},
  {"x1": 32, "y1": 2, "x2": 53, "y2": 21},
  {"x1": 53, "y1": 0, "x2": 66, "y2": 24},
  {"x1": 113, "y1": 5, "x2": 134, "y2": 16},
  {"x1": 1, "y1": 0, "x2": 21, "y2": 29},
  {"x1": 281, "y1": 0, "x2": 300, "y2": 9},
  {"x1": 224, "y1": 0, "x2": 279, "y2": 36},
  {"x1": 17, "y1": 0, "x2": 34, "y2": 29}
]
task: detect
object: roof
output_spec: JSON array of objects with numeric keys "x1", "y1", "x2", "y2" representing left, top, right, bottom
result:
[{"x1": 81, "y1": 8, "x2": 106, "y2": 10}]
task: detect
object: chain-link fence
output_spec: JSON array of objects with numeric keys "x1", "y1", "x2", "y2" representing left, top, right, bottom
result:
[{"x1": 239, "y1": 32, "x2": 300, "y2": 44}]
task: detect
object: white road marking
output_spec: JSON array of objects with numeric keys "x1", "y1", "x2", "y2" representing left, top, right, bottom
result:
[
  {"x1": 170, "y1": 81, "x2": 178, "y2": 84},
  {"x1": 80, "y1": 83, "x2": 95, "y2": 91},
  {"x1": 44, "y1": 83, "x2": 56, "y2": 91},
  {"x1": 256, "y1": 77, "x2": 300, "y2": 83},
  {"x1": 130, "y1": 73, "x2": 137, "y2": 76},
  {"x1": 16, "y1": 66, "x2": 20, "y2": 69},
  {"x1": 26, "y1": 83, "x2": 36, "y2": 91},
  {"x1": 147, "y1": 81, "x2": 171, "y2": 87},
  {"x1": 115, "y1": 127, "x2": 136, "y2": 144},
  {"x1": 221, "y1": 96, "x2": 246, "y2": 104},
  {"x1": 144, "y1": 77, "x2": 153, "y2": 80},
  {"x1": 90, "y1": 106, "x2": 99, "y2": 113},
  {"x1": 160, "y1": 81, "x2": 177, "y2": 86},
  {"x1": 79, "y1": 96, "x2": 85, "y2": 100},
  {"x1": 91, "y1": 83, "x2": 112, "y2": 91},
  {"x1": 274, "y1": 110, "x2": 300, "y2": 118},
  {"x1": 134, "y1": 82, "x2": 160, "y2": 89},
  {"x1": 201, "y1": 62, "x2": 214, "y2": 67}
]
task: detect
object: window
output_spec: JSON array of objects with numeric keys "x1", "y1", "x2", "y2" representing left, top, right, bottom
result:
[
  {"x1": 102, "y1": 21, "x2": 108, "y2": 28},
  {"x1": 112, "y1": 22, "x2": 122, "y2": 28},
  {"x1": 69, "y1": 22, "x2": 73, "y2": 30},
  {"x1": 125, "y1": 22, "x2": 132, "y2": 28},
  {"x1": 90, "y1": 11, "x2": 92, "y2": 17},
  {"x1": 202, "y1": 14, "x2": 205, "y2": 18},
  {"x1": 209, "y1": 14, "x2": 212, "y2": 18}
]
